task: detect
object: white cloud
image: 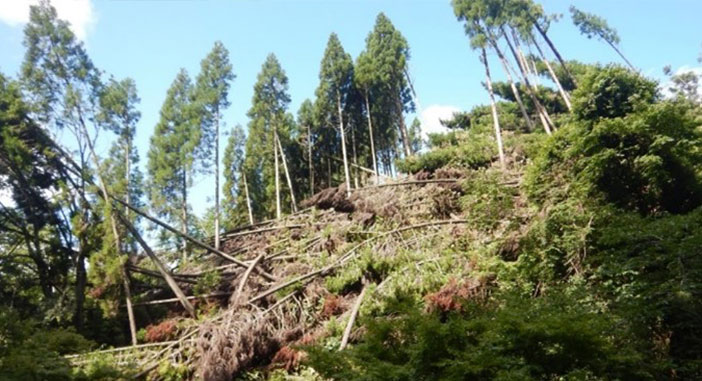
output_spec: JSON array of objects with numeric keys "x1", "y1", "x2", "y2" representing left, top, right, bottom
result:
[
  {"x1": 0, "y1": 0, "x2": 95, "y2": 40},
  {"x1": 419, "y1": 105, "x2": 460, "y2": 140}
]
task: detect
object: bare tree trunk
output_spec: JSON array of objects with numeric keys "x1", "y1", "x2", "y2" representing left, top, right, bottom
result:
[
  {"x1": 274, "y1": 131, "x2": 281, "y2": 220},
  {"x1": 116, "y1": 212, "x2": 196, "y2": 317},
  {"x1": 124, "y1": 138, "x2": 137, "y2": 345},
  {"x1": 482, "y1": 47, "x2": 505, "y2": 169},
  {"x1": 489, "y1": 37, "x2": 536, "y2": 131},
  {"x1": 363, "y1": 90, "x2": 379, "y2": 185},
  {"x1": 337, "y1": 90, "x2": 352, "y2": 197},
  {"x1": 243, "y1": 172, "x2": 254, "y2": 225},
  {"x1": 327, "y1": 157, "x2": 332, "y2": 187},
  {"x1": 532, "y1": 19, "x2": 575, "y2": 83},
  {"x1": 276, "y1": 130, "x2": 297, "y2": 213},
  {"x1": 307, "y1": 124, "x2": 314, "y2": 196},
  {"x1": 121, "y1": 267, "x2": 138, "y2": 346},
  {"x1": 181, "y1": 168, "x2": 188, "y2": 263},
  {"x1": 214, "y1": 110, "x2": 220, "y2": 250},
  {"x1": 608, "y1": 41, "x2": 636, "y2": 71},
  {"x1": 532, "y1": 37, "x2": 572, "y2": 111},
  {"x1": 498, "y1": 27, "x2": 554, "y2": 134},
  {"x1": 350, "y1": 121, "x2": 359, "y2": 189}
]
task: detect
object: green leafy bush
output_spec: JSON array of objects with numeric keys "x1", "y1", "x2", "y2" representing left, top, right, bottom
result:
[
  {"x1": 397, "y1": 127, "x2": 496, "y2": 174},
  {"x1": 527, "y1": 101, "x2": 702, "y2": 215},
  {"x1": 592, "y1": 208, "x2": 702, "y2": 378},
  {"x1": 307, "y1": 289, "x2": 651, "y2": 380},
  {"x1": 572, "y1": 65, "x2": 658, "y2": 120}
]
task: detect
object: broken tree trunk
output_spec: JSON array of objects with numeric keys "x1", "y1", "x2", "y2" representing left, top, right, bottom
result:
[
  {"x1": 531, "y1": 36, "x2": 572, "y2": 111},
  {"x1": 481, "y1": 46, "x2": 506, "y2": 169},
  {"x1": 115, "y1": 208, "x2": 196, "y2": 317},
  {"x1": 501, "y1": 26, "x2": 554, "y2": 133},
  {"x1": 243, "y1": 172, "x2": 254, "y2": 225},
  {"x1": 276, "y1": 130, "x2": 297, "y2": 213},
  {"x1": 110, "y1": 197, "x2": 277, "y2": 282},
  {"x1": 339, "y1": 283, "x2": 368, "y2": 350}
]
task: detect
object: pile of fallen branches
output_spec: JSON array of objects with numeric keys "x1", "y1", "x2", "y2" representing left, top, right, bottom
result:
[{"x1": 70, "y1": 175, "x2": 474, "y2": 380}]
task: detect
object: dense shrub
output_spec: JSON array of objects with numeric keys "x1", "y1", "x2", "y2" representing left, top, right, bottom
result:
[
  {"x1": 527, "y1": 101, "x2": 702, "y2": 215},
  {"x1": 307, "y1": 289, "x2": 651, "y2": 380},
  {"x1": 591, "y1": 208, "x2": 702, "y2": 378},
  {"x1": 571, "y1": 65, "x2": 658, "y2": 120},
  {"x1": 397, "y1": 127, "x2": 496, "y2": 174}
]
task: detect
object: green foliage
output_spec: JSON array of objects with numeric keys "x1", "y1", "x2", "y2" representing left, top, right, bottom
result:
[
  {"x1": 592, "y1": 209, "x2": 702, "y2": 378},
  {"x1": 308, "y1": 289, "x2": 651, "y2": 380},
  {"x1": 570, "y1": 6, "x2": 621, "y2": 45},
  {"x1": 243, "y1": 54, "x2": 297, "y2": 220},
  {"x1": 397, "y1": 126, "x2": 496, "y2": 173},
  {"x1": 194, "y1": 270, "x2": 221, "y2": 296},
  {"x1": 571, "y1": 65, "x2": 657, "y2": 120},
  {"x1": 528, "y1": 100, "x2": 702, "y2": 215},
  {"x1": 460, "y1": 169, "x2": 516, "y2": 231}
]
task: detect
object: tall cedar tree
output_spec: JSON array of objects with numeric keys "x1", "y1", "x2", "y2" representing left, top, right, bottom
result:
[
  {"x1": 364, "y1": 13, "x2": 415, "y2": 159},
  {"x1": 243, "y1": 54, "x2": 295, "y2": 220},
  {"x1": 147, "y1": 69, "x2": 200, "y2": 261},
  {"x1": 315, "y1": 33, "x2": 354, "y2": 196},
  {"x1": 193, "y1": 41, "x2": 235, "y2": 249}
]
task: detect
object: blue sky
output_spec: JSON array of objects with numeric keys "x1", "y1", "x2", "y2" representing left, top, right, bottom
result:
[{"x1": 1, "y1": 0, "x2": 701, "y2": 219}]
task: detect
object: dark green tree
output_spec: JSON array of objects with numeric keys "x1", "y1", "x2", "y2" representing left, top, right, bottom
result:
[
  {"x1": 147, "y1": 69, "x2": 200, "y2": 261},
  {"x1": 315, "y1": 33, "x2": 354, "y2": 195},
  {"x1": 243, "y1": 54, "x2": 294, "y2": 220},
  {"x1": 193, "y1": 41, "x2": 235, "y2": 249}
]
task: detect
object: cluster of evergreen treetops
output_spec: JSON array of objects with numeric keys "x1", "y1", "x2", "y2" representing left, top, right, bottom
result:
[{"x1": 2, "y1": 0, "x2": 702, "y2": 376}]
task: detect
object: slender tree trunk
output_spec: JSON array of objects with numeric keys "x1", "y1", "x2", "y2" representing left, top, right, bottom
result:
[
  {"x1": 242, "y1": 172, "x2": 254, "y2": 225},
  {"x1": 214, "y1": 110, "x2": 220, "y2": 250},
  {"x1": 395, "y1": 94, "x2": 412, "y2": 158},
  {"x1": 307, "y1": 124, "x2": 314, "y2": 196},
  {"x1": 181, "y1": 168, "x2": 188, "y2": 263},
  {"x1": 532, "y1": 37, "x2": 572, "y2": 111},
  {"x1": 337, "y1": 90, "x2": 352, "y2": 196},
  {"x1": 363, "y1": 90, "x2": 379, "y2": 185},
  {"x1": 607, "y1": 40, "x2": 636, "y2": 71},
  {"x1": 123, "y1": 138, "x2": 137, "y2": 345},
  {"x1": 274, "y1": 131, "x2": 281, "y2": 220},
  {"x1": 532, "y1": 19, "x2": 575, "y2": 83},
  {"x1": 482, "y1": 47, "x2": 505, "y2": 169},
  {"x1": 74, "y1": 242, "x2": 86, "y2": 331},
  {"x1": 350, "y1": 120, "x2": 359, "y2": 189},
  {"x1": 488, "y1": 35, "x2": 535, "y2": 131},
  {"x1": 498, "y1": 26, "x2": 553, "y2": 134},
  {"x1": 121, "y1": 267, "x2": 138, "y2": 346},
  {"x1": 276, "y1": 130, "x2": 297, "y2": 212},
  {"x1": 327, "y1": 157, "x2": 332, "y2": 187},
  {"x1": 116, "y1": 212, "x2": 196, "y2": 317}
]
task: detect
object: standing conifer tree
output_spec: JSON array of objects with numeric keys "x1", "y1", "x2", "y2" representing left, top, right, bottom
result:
[
  {"x1": 316, "y1": 33, "x2": 354, "y2": 196},
  {"x1": 243, "y1": 54, "x2": 293, "y2": 220},
  {"x1": 364, "y1": 13, "x2": 415, "y2": 158},
  {"x1": 147, "y1": 69, "x2": 200, "y2": 261},
  {"x1": 194, "y1": 41, "x2": 234, "y2": 249}
]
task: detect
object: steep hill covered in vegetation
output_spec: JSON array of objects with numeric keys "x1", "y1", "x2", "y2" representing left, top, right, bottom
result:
[{"x1": 2, "y1": 0, "x2": 702, "y2": 380}]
